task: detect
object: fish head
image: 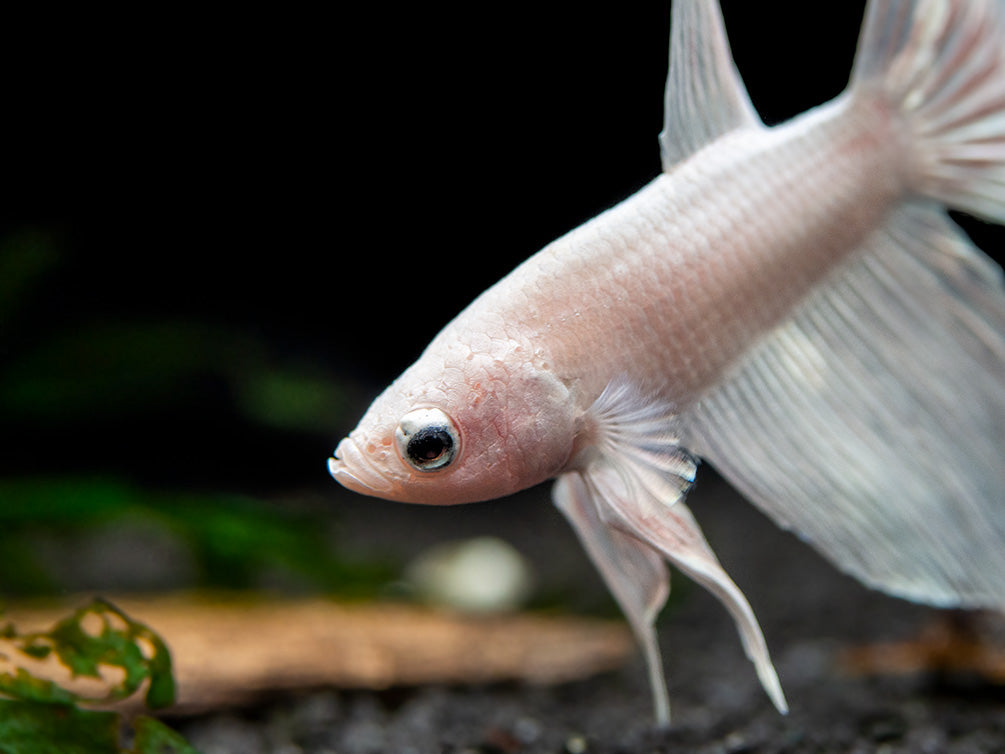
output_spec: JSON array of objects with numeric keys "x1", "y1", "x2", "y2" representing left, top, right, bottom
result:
[{"x1": 328, "y1": 338, "x2": 576, "y2": 505}]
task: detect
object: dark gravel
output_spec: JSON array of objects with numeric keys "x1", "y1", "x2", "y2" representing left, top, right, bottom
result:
[{"x1": 171, "y1": 473, "x2": 1005, "y2": 753}]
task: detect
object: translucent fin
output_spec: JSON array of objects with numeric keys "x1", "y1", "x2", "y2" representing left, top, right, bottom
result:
[
  {"x1": 583, "y1": 457, "x2": 788, "y2": 715},
  {"x1": 850, "y1": 0, "x2": 1005, "y2": 222},
  {"x1": 658, "y1": 0, "x2": 761, "y2": 171},
  {"x1": 552, "y1": 473, "x2": 672, "y2": 726},
  {"x1": 555, "y1": 378, "x2": 788, "y2": 719},
  {"x1": 688, "y1": 202, "x2": 1005, "y2": 609},
  {"x1": 588, "y1": 377, "x2": 698, "y2": 507}
]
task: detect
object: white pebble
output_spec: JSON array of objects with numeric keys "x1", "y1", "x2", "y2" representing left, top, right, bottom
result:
[{"x1": 405, "y1": 536, "x2": 534, "y2": 613}]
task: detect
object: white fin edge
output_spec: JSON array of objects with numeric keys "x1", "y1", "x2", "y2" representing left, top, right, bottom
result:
[
  {"x1": 687, "y1": 202, "x2": 1005, "y2": 609},
  {"x1": 552, "y1": 473, "x2": 673, "y2": 726},
  {"x1": 659, "y1": 0, "x2": 761, "y2": 171},
  {"x1": 583, "y1": 458, "x2": 788, "y2": 715},
  {"x1": 587, "y1": 377, "x2": 699, "y2": 507},
  {"x1": 851, "y1": 0, "x2": 1005, "y2": 222},
  {"x1": 555, "y1": 377, "x2": 788, "y2": 719}
]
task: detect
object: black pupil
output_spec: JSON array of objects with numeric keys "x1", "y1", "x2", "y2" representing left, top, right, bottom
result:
[{"x1": 407, "y1": 427, "x2": 453, "y2": 465}]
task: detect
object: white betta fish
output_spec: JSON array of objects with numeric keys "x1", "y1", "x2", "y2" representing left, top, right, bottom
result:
[{"x1": 330, "y1": 0, "x2": 1005, "y2": 725}]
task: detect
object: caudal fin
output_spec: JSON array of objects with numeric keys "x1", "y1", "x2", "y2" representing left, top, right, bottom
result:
[
  {"x1": 850, "y1": 0, "x2": 1005, "y2": 222},
  {"x1": 686, "y1": 0, "x2": 1005, "y2": 611}
]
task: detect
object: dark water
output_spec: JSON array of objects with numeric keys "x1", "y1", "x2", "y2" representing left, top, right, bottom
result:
[{"x1": 4, "y1": 2, "x2": 1005, "y2": 751}]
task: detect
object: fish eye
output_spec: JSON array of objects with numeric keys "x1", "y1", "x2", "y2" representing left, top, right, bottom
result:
[{"x1": 395, "y1": 408, "x2": 460, "y2": 471}]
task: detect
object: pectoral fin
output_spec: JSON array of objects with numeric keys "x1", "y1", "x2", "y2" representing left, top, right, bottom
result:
[
  {"x1": 554, "y1": 378, "x2": 787, "y2": 722},
  {"x1": 588, "y1": 457, "x2": 788, "y2": 715}
]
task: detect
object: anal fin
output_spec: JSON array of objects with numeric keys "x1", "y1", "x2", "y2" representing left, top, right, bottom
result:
[{"x1": 687, "y1": 202, "x2": 1005, "y2": 609}]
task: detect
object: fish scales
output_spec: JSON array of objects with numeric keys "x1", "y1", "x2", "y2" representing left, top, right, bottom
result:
[
  {"x1": 330, "y1": 0, "x2": 1005, "y2": 727},
  {"x1": 443, "y1": 97, "x2": 902, "y2": 410}
]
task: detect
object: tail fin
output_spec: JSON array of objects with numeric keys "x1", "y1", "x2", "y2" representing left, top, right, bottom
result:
[
  {"x1": 686, "y1": 0, "x2": 1005, "y2": 611},
  {"x1": 850, "y1": 0, "x2": 1005, "y2": 222}
]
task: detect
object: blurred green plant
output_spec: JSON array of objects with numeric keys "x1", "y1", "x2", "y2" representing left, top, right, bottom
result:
[
  {"x1": 233, "y1": 367, "x2": 350, "y2": 433},
  {"x1": 0, "y1": 226, "x2": 357, "y2": 432},
  {"x1": 0, "y1": 478, "x2": 395, "y2": 598},
  {"x1": 0, "y1": 226, "x2": 393, "y2": 599},
  {"x1": 0, "y1": 228, "x2": 61, "y2": 330},
  {"x1": 0, "y1": 598, "x2": 196, "y2": 753},
  {"x1": 0, "y1": 318, "x2": 354, "y2": 430}
]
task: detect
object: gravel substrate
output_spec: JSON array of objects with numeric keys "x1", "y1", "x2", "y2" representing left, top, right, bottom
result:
[{"x1": 172, "y1": 475, "x2": 1005, "y2": 753}]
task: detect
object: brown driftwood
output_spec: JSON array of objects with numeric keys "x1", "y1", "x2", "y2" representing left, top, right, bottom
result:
[
  {"x1": 3, "y1": 595, "x2": 634, "y2": 713},
  {"x1": 839, "y1": 611, "x2": 1005, "y2": 683}
]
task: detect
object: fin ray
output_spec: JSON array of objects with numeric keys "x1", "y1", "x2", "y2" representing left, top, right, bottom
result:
[
  {"x1": 583, "y1": 458, "x2": 788, "y2": 715},
  {"x1": 559, "y1": 377, "x2": 788, "y2": 716},
  {"x1": 659, "y1": 0, "x2": 760, "y2": 171},
  {"x1": 588, "y1": 377, "x2": 699, "y2": 508},
  {"x1": 851, "y1": 0, "x2": 1005, "y2": 222},
  {"x1": 553, "y1": 473, "x2": 672, "y2": 726},
  {"x1": 688, "y1": 203, "x2": 1005, "y2": 608}
]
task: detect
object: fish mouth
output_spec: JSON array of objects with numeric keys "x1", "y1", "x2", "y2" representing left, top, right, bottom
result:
[{"x1": 328, "y1": 436, "x2": 396, "y2": 496}]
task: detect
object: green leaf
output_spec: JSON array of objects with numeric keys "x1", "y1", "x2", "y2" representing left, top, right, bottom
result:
[
  {"x1": 135, "y1": 624, "x2": 176, "y2": 711},
  {"x1": 128, "y1": 716, "x2": 201, "y2": 754},
  {"x1": 0, "y1": 700, "x2": 120, "y2": 754},
  {"x1": 0, "y1": 668, "x2": 79, "y2": 705},
  {"x1": 0, "y1": 702, "x2": 197, "y2": 754},
  {"x1": 0, "y1": 602, "x2": 197, "y2": 751},
  {"x1": 0, "y1": 599, "x2": 176, "y2": 708},
  {"x1": 19, "y1": 644, "x2": 51, "y2": 660}
]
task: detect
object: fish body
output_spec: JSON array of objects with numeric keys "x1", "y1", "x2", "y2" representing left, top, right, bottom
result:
[
  {"x1": 330, "y1": 0, "x2": 1005, "y2": 725},
  {"x1": 333, "y1": 99, "x2": 900, "y2": 503},
  {"x1": 448, "y1": 98, "x2": 900, "y2": 407}
]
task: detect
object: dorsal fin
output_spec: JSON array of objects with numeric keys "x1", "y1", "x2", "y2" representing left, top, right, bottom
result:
[{"x1": 659, "y1": 0, "x2": 761, "y2": 171}]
